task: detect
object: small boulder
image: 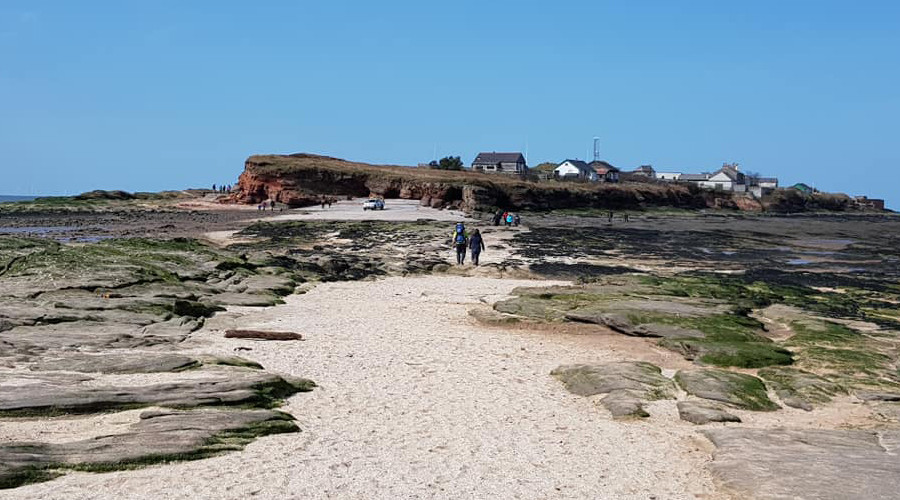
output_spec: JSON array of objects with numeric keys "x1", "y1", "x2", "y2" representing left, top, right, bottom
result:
[{"x1": 677, "y1": 401, "x2": 741, "y2": 424}]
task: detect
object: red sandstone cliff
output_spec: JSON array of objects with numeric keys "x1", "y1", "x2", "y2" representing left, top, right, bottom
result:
[{"x1": 227, "y1": 153, "x2": 863, "y2": 214}]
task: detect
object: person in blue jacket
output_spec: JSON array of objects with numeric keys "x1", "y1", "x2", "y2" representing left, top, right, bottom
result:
[{"x1": 469, "y1": 229, "x2": 486, "y2": 265}]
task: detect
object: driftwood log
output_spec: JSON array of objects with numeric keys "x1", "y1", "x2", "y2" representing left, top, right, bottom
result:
[{"x1": 224, "y1": 330, "x2": 303, "y2": 341}]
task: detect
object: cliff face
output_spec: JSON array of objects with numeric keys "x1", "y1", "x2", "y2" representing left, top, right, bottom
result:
[
  {"x1": 230, "y1": 154, "x2": 865, "y2": 214},
  {"x1": 230, "y1": 154, "x2": 720, "y2": 212}
]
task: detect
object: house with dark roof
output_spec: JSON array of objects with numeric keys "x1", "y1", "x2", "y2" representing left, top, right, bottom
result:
[
  {"x1": 555, "y1": 159, "x2": 596, "y2": 181},
  {"x1": 790, "y1": 183, "x2": 814, "y2": 193},
  {"x1": 589, "y1": 161, "x2": 620, "y2": 183},
  {"x1": 471, "y1": 152, "x2": 528, "y2": 176}
]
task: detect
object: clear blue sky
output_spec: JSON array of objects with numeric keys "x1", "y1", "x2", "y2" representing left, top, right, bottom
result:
[{"x1": 2, "y1": 1, "x2": 898, "y2": 208}]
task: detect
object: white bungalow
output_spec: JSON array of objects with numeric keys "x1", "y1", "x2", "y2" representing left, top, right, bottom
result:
[
  {"x1": 656, "y1": 172, "x2": 682, "y2": 182},
  {"x1": 698, "y1": 165, "x2": 746, "y2": 192},
  {"x1": 555, "y1": 160, "x2": 597, "y2": 181}
]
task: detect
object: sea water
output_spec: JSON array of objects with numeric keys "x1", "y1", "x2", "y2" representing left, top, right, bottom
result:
[{"x1": 0, "y1": 195, "x2": 37, "y2": 203}]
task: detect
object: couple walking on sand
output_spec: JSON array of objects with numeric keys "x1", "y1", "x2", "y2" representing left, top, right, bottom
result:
[{"x1": 451, "y1": 222, "x2": 486, "y2": 265}]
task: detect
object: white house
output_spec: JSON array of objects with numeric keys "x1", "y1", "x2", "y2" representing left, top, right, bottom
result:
[
  {"x1": 555, "y1": 160, "x2": 597, "y2": 181},
  {"x1": 698, "y1": 165, "x2": 746, "y2": 192},
  {"x1": 656, "y1": 172, "x2": 682, "y2": 182}
]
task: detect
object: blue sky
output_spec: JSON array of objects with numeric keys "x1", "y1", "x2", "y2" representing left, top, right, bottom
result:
[{"x1": 1, "y1": 1, "x2": 898, "y2": 208}]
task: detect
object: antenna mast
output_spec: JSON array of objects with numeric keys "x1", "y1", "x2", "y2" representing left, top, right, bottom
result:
[{"x1": 593, "y1": 137, "x2": 600, "y2": 162}]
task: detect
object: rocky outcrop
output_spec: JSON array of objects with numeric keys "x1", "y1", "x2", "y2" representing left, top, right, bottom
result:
[
  {"x1": 0, "y1": 408, "x2": 298, "y2": 489},
  {"x1": 703, "y1": 428, "x2": 900, "y2": 500},
  {"x1": 757, "y1": 367, "x2": 846, "y2": 411},
  {"x1": 0, "y1": 369, "x2": 314, "y2": 416},
  {"x1": 551, "y1": 362, "x2": 676, "y2": 418},
  {"x1": 229, "y1": 154, "x2": 733, "y2": 212},
  {"x1": 675, "y1": 369, "x2": 780, "y2": 411},
  {"x1": 229, "y1": 153, "x2": 878, "y2": 213}
]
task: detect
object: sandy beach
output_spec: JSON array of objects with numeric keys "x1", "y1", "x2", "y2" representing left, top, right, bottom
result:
[{"x1": 6, "y1": 275, "x2": 722, "y2": 500}]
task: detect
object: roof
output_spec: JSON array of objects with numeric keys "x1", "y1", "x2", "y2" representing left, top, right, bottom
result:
[
  {"x1": 757, "y1": 177, "x2": 778, "y2": 183},
  {"x1": 556, "y1": 159, "x2": 595, "y2": 176},
  {"x1": 714, "y1": 166, "x2": 742, "y2": 181},
  {"x1": 589, "y1": 160, "x2": 620, "y2": 174},
  {"x1": 680, "y1": 173, "x2": 711, "y2": 181},
  {"x1": 633, "y1": 165, "x2": 655, "y2": 174},
  {"x1": 472, "y1": 152, "x2": 525, "y2": 165},
  {"x1": 559, "y1": 159, "x2": 590, "y2": 169}
]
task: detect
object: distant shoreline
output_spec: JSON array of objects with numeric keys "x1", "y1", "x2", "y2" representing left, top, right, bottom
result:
[{"x1": 0, "y1": 195, "x2": 38, "y2": 203}]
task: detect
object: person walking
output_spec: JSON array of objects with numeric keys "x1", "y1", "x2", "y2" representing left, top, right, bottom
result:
[
  {"x1": 514, "y1": 214, "x2": 520, "y2": 227},
  {"x1": 492, "y1": 210, "x2": 503, "y2": 226},
  {"x1": 451, "y1": 222, "x2": 468, "y2": 265},
  {"x1": 505, "y1": 212, "x2": 514, "y2": 227},
  {"x1": 469, "y1": 229, "x2": 485, "y2": 265}
]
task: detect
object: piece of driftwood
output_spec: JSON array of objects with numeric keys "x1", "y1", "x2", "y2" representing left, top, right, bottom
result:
[{"x1": 224, "y1": 330, "x2": 303, "y2": 341}]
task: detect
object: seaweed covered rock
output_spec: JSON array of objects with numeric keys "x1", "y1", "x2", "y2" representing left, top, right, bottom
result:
[
  {"x1": 0, "y1": 409, "x2": 298, "y2": 489},
  {"x1": 551, "y1": 361, "x2": 676, "y2": 418},
  {"x1": 0, "y1": 369, "x2": 315, "y2": 417},
  {"x1": 675, "y1": 369, "x2": 779, "y2": 411},
  {"x1": 757, "y1": 367, "x2": 846, "y2": 411}
]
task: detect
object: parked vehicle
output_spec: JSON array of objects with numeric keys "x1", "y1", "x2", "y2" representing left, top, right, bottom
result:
[{"x1": 362, "y1": 198, "x2": 385, "y2": 210}]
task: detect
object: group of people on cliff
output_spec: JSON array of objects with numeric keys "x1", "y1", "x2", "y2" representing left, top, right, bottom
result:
[{"x1": 211, "y1": 184, "x2": 232, "y2": 193}]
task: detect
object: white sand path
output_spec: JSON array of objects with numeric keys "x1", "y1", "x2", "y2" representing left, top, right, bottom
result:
[{"x1": 9, "y1": 276, "x2": 723, "y2": 500}]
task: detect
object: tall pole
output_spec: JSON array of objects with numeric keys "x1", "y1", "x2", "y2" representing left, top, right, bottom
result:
[{"x1": 593, "y1": 137, "x2": 600, "y2": 162}]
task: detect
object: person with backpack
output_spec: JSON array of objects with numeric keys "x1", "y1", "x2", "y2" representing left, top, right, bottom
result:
[
  {"x1": 469, "y1": 229, "x2": 485, "y2": 265},
  {"x1": 451, "y1": 222, "x2": 468, "y2": 265}
]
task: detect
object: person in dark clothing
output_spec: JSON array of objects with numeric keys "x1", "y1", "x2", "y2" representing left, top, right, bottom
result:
[
  {"x1": 492, "y1": 210, "x2": 503, "y2": 226},
  {"x1": 514, "y1": 214, "x2": 520, "y2": 227},
  {"x1": 469, "y1": 229, "x2": 485, "y2": 265}
]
